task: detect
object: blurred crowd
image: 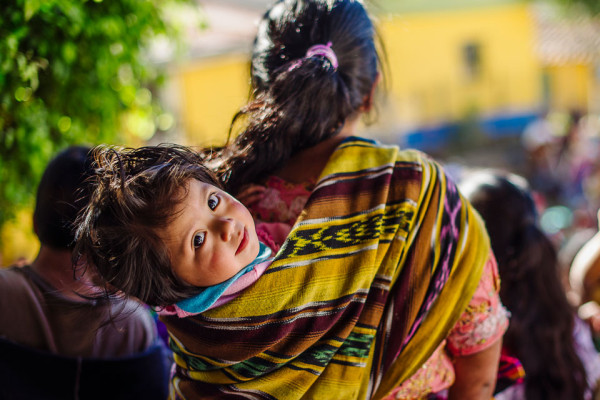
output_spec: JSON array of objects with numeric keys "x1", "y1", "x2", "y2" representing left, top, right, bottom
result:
[
  {"x1": 521, "y1": 109, "x2": 600, "y2": 232},
  {"x1": 520, "y1": 108, "x2": 600, "y2": 340}
]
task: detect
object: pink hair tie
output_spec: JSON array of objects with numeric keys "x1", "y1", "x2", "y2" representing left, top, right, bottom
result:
[
  {"x1": 288, "y1": 41, "x2": 338, "y2": 72},
  {"x1": 306, "y1": 42, "x2": 338, "y2": 70}
]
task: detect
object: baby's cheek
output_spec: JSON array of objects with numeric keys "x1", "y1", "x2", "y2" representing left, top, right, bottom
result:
[{"x1": 209, "y1": 251, "x2": 239, "y2": 281}]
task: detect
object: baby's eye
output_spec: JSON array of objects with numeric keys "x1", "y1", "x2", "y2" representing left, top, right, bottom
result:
[
  {"x1": 208, "y1": 193, "x2": 220, "y2": 210},
  {"x1": 193, "y1": 232, "x2": 205, "y2": 249}
]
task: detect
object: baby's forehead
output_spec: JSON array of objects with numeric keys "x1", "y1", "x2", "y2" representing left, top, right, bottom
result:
[
  {"x1": 184, "y1": 176, "x2": 220, "y2": 188},
  {"x1": 170, "y1": 179, "x2": 219, "y2": 211},
  {"x1": 175, "y1": 177, "x2": 207, "y2": 194}
]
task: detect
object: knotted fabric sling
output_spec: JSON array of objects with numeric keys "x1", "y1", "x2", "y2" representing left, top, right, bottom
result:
[{"x1": 161, "y1": 137, "x2": 490, "y2": 399}]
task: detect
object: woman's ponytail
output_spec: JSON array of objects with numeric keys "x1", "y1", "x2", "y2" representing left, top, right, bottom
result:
[
  {"x1": 220, "y1": 51, "x2": 355, "y2": 191},
  {"x1": 216, "y1": 0, "x2": 380, "y2": 193}
]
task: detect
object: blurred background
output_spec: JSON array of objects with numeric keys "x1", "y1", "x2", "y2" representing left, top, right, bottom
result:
[{"x1": 1, "y1": 0, "x2": 599, "y2": 266}]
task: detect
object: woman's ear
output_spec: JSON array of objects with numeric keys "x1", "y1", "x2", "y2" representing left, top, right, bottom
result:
[{"x1": 360, "y1": 73, "x2": 381, "y2": 112}]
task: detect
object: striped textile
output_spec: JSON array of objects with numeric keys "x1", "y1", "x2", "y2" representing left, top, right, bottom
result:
[
  {"x1": 161, "y1": 137, "x2": 491, "y2": 399},
  {"x1": 494, "y1": 350, "x2": 526, "y2": 394}
]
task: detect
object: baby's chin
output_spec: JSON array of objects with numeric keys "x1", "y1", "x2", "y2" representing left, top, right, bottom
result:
[{"x1": 248, "y1": 234, "x2": 261, "y2": 260}]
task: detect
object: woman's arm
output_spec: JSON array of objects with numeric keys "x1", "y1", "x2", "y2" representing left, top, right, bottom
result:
[
  {"x1": 448, "y1": 338, "x2": 502, "y2": 400},
  {"x1": 446, "y1": 251, "x2": 506, "y2": 400}
]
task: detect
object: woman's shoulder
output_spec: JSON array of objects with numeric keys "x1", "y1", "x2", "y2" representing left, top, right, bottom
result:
[
  {"x1": 102, "y1": 299, "x2": 158, "y2": 352},
  {"x1": 0, "y1": 265, "x2": 42, "y2": 301},
  {"x1": 342, "y1": 136, "x2": 436, "y2": 164}
]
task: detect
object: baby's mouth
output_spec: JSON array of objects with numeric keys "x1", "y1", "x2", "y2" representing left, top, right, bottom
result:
[{"x1": 236, "y1": 227, "x2": 248, "y2": 255}]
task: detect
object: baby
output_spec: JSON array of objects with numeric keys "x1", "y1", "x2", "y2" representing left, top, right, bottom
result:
[{"x1": 73, "y1": 144, "x2": 289, "y2": 316}]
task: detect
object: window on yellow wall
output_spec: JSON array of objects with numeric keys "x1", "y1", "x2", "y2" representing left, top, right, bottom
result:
[{"x1": 462, "y1": 42, "x2": 482, "y2": 81}]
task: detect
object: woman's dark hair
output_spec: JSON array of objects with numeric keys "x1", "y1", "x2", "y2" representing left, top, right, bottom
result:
[
  {"x1": 73, "y1": 144, "x2": 222, "y2": 307},
  {"x1": 215, "y1": 0, "x2": 382, "y2": 192},
  {"x1": 460, "y1": 170, "x2": 588, "y2": 400}
]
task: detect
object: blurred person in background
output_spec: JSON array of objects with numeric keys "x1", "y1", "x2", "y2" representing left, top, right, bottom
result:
[
  {"x1": 570, "y1": 209, "x2": 600, "y2": 351},
  {"x1": 461, "y1": 170, "x2": 600, "y2": 400},
  {"x1": 521, "y1": 109, "x2": 561, "y2": 204},
  {"x1": 555, "y1": 110, "x2": 600, "y2": 226},
  {"x1": 0, "y1": 146, "x2": 170, "y2": 399}
]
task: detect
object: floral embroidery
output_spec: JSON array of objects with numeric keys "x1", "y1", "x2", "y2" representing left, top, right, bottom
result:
[
  {"x1": 447, "y1": 305, "x2": 510, "y2": 355},
  {"x1": 384, "y1": 344, "x2": 454, "y2": 400},
  {"x1": 250, "y1": 176, "x2": 313, "y2": 225},
  {"x1": 446, "y1": 254, "x2": 509, "y2": 357}
]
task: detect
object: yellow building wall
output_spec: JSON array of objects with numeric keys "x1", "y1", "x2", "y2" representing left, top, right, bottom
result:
[
  {"x1": 378, "y1": 3, "x2": 541, "y2": 131},
  {"x1": 544, "y1": 64, "x2": 592, "y2": 112},
  {"x1": 176, "y1": 54, "x2": 251, "y2": 147},
  {"x1": 176, "y1": 3, "x2": 542, "y2": 142}
]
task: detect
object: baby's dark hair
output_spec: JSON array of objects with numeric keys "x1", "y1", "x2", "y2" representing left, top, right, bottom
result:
[
  {"x1": 73, "y1": 144, "x2": 221, "y2": 307},
  {"x1": 215, "y1": 0, "x2": 383, "y2": 193}
]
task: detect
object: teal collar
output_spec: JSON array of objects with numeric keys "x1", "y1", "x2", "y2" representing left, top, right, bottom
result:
[{"x1": 175, "y1": 242, "x2": 271, "y2": 314}]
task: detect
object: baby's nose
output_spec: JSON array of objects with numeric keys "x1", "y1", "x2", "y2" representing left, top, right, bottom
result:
[{"x1": 218, "y1": 218, "x2": 235, "y2": 241}]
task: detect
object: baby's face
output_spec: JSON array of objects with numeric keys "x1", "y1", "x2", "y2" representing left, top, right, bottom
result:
[{"x1": 161, "y1": 179, "x2": 260, "y2": 287}]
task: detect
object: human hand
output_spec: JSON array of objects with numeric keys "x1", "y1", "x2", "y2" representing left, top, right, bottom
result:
[{"x1": 579, "y1": 301, "x2": 600, "y2": 337}]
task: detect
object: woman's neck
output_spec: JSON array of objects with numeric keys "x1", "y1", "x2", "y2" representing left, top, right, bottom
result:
[
  {"x1": 31, "y1": 246, "x2": 98, "y2": 301},
  {"x1": 275, "y1": 118, "x2": 359, "y2": 184}
]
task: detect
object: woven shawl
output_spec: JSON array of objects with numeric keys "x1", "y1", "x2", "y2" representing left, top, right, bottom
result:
[{"x1": 161, "y1": 137, "x2": 490, "y2": 399}]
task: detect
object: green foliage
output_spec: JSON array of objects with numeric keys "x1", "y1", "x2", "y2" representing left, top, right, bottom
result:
[
  {"x1": 551, "y1": 0, "x2": 600, "y2": 15},
  {"x1": 0, "y1": 0, "x2": 198, "y2": 228}
]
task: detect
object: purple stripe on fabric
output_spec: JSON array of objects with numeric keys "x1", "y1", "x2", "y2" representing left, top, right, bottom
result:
[
  {"x1": 400, "y1": 171, "x2": 463, "y2": 348},
  {"x1": 314, "y1": 163, "x2": 422, "y2": 200}
]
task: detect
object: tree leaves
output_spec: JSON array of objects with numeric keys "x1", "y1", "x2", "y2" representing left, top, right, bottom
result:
[
  {"x1": 552, "y1": 0, "x2": 600, "y2": 15},
  {"x1": 0, "y1": 0, "x2": 197, "y2": 228}
]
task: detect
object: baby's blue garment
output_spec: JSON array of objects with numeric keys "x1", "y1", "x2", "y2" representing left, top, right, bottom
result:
[{"x1": 175, "y1": 242, "x2": 271, "y2": 314}]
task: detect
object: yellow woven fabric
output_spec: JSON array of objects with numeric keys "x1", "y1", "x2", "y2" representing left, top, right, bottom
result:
[{"x1": 162, "y1": 137, "x2": 490, "y2": 399}]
